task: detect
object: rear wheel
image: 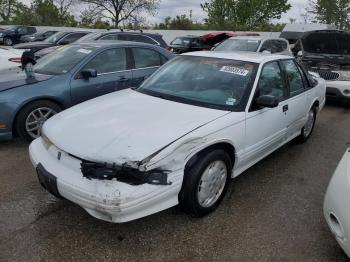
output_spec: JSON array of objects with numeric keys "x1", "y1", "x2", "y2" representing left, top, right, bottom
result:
[
  {"x1": 297, "y1": 106, "x2": 316, "y2": 143},
  {"x1": 15, "y1": 100, "x2": 61, "y2": 142},
  {"x1": 3, "y1": 37, "x2": 13, "y2": 46},
  {"x1": 179, "y1": 149, "x2": 232, "y2": 217}
]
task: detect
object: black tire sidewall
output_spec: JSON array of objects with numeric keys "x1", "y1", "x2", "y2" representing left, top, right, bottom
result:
[
  {"x1": 4, "y1": 37, "x2": 13, "y2": 46},
  {"x1": 299, "y1": 107, "x2": 317, "y2": 142},
  {"x1": 15, "y1": 100, "x2": 61, "y2": 142},
  {"x1": 180, "y1": 149, "x2": 232, "y2": 217}
]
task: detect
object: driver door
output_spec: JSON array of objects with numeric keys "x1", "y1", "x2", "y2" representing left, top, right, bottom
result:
[
  {"x1": 70, "y1": 48, "x2": 132, "y2": 105},
  {"x1": 243, "y1": 61, "x2": 289, "y2": 166}
]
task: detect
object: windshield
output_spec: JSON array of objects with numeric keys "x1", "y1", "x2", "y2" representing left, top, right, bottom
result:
[
  {"x1": 76, "y1": 32, "x2": 101, "y2": 43},
  {"x1": 302, "y1": 32, "x2": 350, "y2": 55},
  {"x1": 171, "y1": 37, "x2": 192, "y2": 46},
  {"x1": 45, "y1": 32, "x2": 67, "y2": 43},
  {"x1": 34, "y1": 45, "x2": 96, "y2": 75},
  {"x1": 138, "y1": 56, "x2": 257, "y2": 110},
  {"x1": 214, "y1": 39, "x2": 261, "y2": 52}
]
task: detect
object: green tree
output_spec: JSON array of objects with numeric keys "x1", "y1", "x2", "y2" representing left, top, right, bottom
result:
[
  {"x1": 201, "y1": 0, "x2": 291, "y2": 30},
  {"x1": 310, "y1": 0, "x2": 350, "y2": 29},
  {"x1": 0, "y1": 0, "x2": 19, "y2": 23}
]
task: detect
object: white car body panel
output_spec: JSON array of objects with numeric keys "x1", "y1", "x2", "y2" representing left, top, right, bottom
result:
[
  {"x1": 324, "y1": 149, "x2": 350, "y2": 257},
  {"x1": 29, "y1": 51, "x2": 326, "y2": 223},
  {"x1": 0, "y1": 48, "x2": 23, "y2": 70}
]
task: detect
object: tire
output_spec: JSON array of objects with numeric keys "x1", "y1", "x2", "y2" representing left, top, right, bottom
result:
[
  {"x1": 3, "y1": 37, "x2": 13, "y2": 46},
  {"x1": 296, "y1": 106, "x2": 317, "y2": 143},
  {"x1": 15, "y1": 100, "x2": 61, "y2": 142},
  {"x1": 179, "y1": 149, "x2": 232, "y2": 217}
]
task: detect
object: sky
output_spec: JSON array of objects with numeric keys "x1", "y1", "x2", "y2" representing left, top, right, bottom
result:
[{"x1": 149, "y1": 0, "x2": 311, "y2": 24}]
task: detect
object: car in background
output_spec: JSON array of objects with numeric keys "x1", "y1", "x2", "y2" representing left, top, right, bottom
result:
[
  {"x1": 0, "y1": 47, "x2": 24, "y2": 70},
  {"x1": 76, "y1": 30, "x2": 169, "y2": 50},
  {"x1": 169, "y1": 35, "x2": 212, "y2": 54},
  {"x1": 29, "y1": 52, "x2": 325, "y2": 223},
  {"x1": 213, "y1": 36, "x2": 292, "y2": 56},
  {"x1": 324, "y1": 148, "x2": 350, "y2": 257},
  {"x1": 21, "y1": 30, "x2": 58, "y2": 43},
  {"x1": 0, "y1": 25, "x2": 37, "y2": 46},
  {"x1": 0, "y1": 41, "x2": 174, "y2": 142},
  {"x1": 13, "y1": 31, "x2": 90, "y2": 53},
  {"x1": 293, "y1": 30, "x2": 350, "y2": 107}
]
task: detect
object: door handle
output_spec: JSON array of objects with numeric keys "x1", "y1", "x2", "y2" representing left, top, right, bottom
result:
[
  {"x1": 282, "y1": 105, "x2": 289, "y2": 112},
  {"x1": 117, "y1": 76, "x2": 128, "y2": 82}
]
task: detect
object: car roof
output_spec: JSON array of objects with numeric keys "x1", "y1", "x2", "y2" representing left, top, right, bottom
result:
[
  {"x1": 228, "y1": 36, "x2": 287, "y2": 41},
  {"x1": 182, "y1": 51, "x2": 291, "y2": 63},
  {"x1": 71, "y1": 40, "x2": 159, "y2": 48}
]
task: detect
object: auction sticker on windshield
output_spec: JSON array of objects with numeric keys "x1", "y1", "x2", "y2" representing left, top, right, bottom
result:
[{"x1": 220, "y1": 66, "x2": 249, "y2": 76}]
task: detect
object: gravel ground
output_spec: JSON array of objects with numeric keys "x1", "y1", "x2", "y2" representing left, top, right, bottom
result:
[{"x1": 0, "y1": 104, "x2": 350, "y2": 262}]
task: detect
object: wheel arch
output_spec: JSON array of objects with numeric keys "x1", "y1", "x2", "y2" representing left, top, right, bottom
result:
[{"x1": 12, "y1": 97, "x2": 65, "y2": 136}]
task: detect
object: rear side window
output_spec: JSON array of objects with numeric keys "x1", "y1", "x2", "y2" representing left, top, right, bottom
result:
[
  {"x1": 100, "y1": 34, "x2": 119, "y2": 40},
  {"x1": 17, "y1": 27, "x2": 28, "y2": 34},
  {"x1": 61, "y1": 33, "x2": 87, "y2": 44},
  {"x1": 281, "y1": 60, "x2": 304, "y2": 95},
  {"x1": 83, "y1": 48, "x2": 126, "y2": 74},
  {"x1": 119, "y1": 34, "x2": 157, "y2": 45},
  {"x1": 28, "y1": 27, "x2": 36, "y2": 34},
  {"x1": 132, "y1": 48, "x2": 165, "y2": 68}
]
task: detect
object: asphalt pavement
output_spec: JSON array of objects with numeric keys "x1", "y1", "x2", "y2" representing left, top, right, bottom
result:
[{"x1": 1, "y1": 104, "x2": 350, "y2": 261}]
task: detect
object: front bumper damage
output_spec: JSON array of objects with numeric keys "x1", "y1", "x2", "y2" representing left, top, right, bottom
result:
[{"x1": 29, "y1": 137, "x2": 183, "y2": 223}]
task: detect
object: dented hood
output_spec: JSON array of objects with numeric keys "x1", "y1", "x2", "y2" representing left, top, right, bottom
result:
[{"x1": 44, "y1": 89, "x2": 229, "y2": 163}]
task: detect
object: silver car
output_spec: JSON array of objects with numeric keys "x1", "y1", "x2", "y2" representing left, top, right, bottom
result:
[{"x1": 213, "y1": 36, "x2": 292, "y2": 56}]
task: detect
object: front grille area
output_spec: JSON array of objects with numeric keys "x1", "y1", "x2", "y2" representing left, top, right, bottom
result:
[{"x1": 310, "y1": 70, "x2": 340, "y2": 81}]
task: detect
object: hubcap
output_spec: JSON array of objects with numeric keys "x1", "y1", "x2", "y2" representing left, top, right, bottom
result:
[
  {"x1": 5, "y1": 38, "x2": 12, "y2": 45},
  {"x1": 197, "y1": 160, "x2": 227, "y2": 208},
  {"x1": 303, "y1": 110, "x2": 315, "y2": 137},
  {"x1": 25, "y1": 107, "x2": 57, "y2": 139}
]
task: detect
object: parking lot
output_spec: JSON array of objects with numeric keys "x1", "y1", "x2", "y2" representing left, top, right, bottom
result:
[{"x1": 0, "y1": 104, "x2": 349, "y2": 261}]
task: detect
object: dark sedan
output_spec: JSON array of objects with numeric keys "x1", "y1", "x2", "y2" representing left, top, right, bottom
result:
[
  {"x1": 20, "y1": 30, "x2": 58, "y2": 42},
  {"x1": 0, "y1": 41, "x2": 174, "y2": 141},
  {"x1": 13, "y1": 31, "x2": 90, "y2": 53}
]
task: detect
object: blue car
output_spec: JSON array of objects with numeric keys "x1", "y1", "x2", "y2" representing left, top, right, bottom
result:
[{"x1": 0, "y1": 41, "x2": 174, "y2": 141}]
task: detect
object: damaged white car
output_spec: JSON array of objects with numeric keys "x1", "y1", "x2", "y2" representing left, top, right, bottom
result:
[{"x1": 29, "y1": 52, "x2": 326, "y2": 223}]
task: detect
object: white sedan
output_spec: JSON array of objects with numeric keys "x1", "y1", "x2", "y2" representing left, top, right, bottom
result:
[
  {"x1": 0, "y1": 47, "x2": 24, "y2": 70},
  {"x1": 324, "y1": 149, "x2": 350, "y2": 257},
  {"x1": 29, "y1": 51, "x2": 326, "y2": 223}
]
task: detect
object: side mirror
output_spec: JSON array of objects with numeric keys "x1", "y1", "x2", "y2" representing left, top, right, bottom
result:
[
  {"x1": 297, "y1": 50, "x2": 303, "y2": 58},
  {"x1": 255, "y1": 95, "x2": 279, "y2": 108},
  {"x1": 81, "y1": 69, "x2": 97, "y2": 79}
]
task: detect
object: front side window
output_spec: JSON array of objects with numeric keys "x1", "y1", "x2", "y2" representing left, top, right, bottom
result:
[
  {"x1": 214, "y1": 39, "x2": 261, "y2": 52},
  {"x1": 257, "y1": 61, "x2": 285, "y2": 99},
  {"x1": 100, "y1": 34, "x2": 119, "y2": 40},
  {"x1": 281, "y1": 60, "x2": 304, "y2": 95},
  {"x1": 270, "y1": 40, "x2": 287, "y2": 53},
  {"x1": 260, "y1": 40, "x2": 273, "y2": 52},
  {"x1": 83, "y1": 48, "x2": 126, "y2": 74},
  {"x1": 138, "y1": 56, "x2": 257, "y2": 110},
  {"x1": 132, "y1": 48, "x2": 163, "y2": 68},
  {"x1": 171, "y1": 37, "x2": 191, "y2": 47},
  {"x1": 60, "y1": 33, "x2": 87, "y2": 44},
  {"x1": 45, "y1": 32, "x2": 67, "y2": 43},
  {"x1": 34, "y1": 45, "x2": 97, "y2": 75},
  {"x1": 17, "y1": 27, "x2": 28, "y2": 34}
]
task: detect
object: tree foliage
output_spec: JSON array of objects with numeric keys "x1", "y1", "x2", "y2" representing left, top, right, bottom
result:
[
  {"x1": 310, "y1": 0, "x2": 350, "y2": 29},
  {"x1": 0, "y1": 0, "x2": 20, "y2": 23},
  {"x1": 201, "y1": 0, "x2": 291, "y2": 30},
  {"x1": 79, "y1": 0, "x2": 160, "y2": 28}
]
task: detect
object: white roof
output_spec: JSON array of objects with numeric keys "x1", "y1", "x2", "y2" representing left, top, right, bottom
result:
[
  {"x1": 282, "y1": 23, "x2": 336, "y2": 32},
  {"x1": 182, "y1": 51, "x2": 291, "y2": 64}
]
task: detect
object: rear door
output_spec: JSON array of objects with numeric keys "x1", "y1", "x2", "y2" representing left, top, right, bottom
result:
[
  {"x1": 70, "y1": 47, "x2": 132, "y2": 105},
  {"x1": 244, "y1": 61, "x2": 289, "y2": 166},
  {"x1": 130, "y1": 47, "x2": 168, "y2": 87},
  {"x1": 280, "y1": 59, "x2": 308, "y2": 139}
]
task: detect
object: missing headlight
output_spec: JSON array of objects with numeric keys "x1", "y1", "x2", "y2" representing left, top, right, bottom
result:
[{"x1": 80, "y1": 161, "x2": 171, "y2": 186}]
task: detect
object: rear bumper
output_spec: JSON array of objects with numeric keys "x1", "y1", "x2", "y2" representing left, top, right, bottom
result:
[
  {"x1": 29, "y1": 137, "x2": 183, "y2": 223},
  {"x1": 0, "y1": 131, "x2": 13, "y2": 141}
]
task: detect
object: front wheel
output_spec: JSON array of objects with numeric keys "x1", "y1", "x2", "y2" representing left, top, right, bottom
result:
[
  {"x1": 296, "y1": 106, "x2": 316, "y2": 143},
  {"x1": 15, "y1": 100, "x2": 61, "y2": 142},
  {"x1": 179, "y1": 149, "x2": 232, "y2": 217},
  {"x1": 3, "y1": 37, "x2": 13, "y2": 46}
]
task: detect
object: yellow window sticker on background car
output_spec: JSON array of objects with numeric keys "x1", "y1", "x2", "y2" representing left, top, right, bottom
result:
[{"x1": 220, "y1": 66, "x2": 249, "y2": 76}]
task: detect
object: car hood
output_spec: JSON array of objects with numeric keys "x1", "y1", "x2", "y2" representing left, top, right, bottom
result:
[
  {"x1": 13, "y1": 41, "x2": 53, "y2": 49},
  {"x1": 0, "y1": 67, "x2": 53, "y2": 92},
  {"x1": 44, "y1": 89, "x2": 230, "y2": 164}
]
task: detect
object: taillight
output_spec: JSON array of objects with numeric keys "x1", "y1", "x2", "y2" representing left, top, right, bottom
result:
[
  {"x1": 165, "y1": 46, "x2": 172, "y2": 51},
  {"x1": 8, "y1": 57, "x2": 21, "y2": 63}
]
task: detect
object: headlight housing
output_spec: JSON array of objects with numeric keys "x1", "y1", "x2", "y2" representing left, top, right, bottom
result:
[{"x1": 334, "y1": 71, "x2": 350, "y2": 81}]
